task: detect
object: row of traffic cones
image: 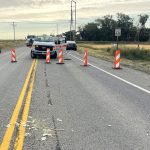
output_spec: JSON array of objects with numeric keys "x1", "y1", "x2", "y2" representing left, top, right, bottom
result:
[
  {"x1": 11, "y1": 47, "x2": 121, "y2": 69},
  {"x1": 46, "y1": 49, "x2": 64, "y2": 64},
  {"x1": 46, "y1": 47, "x2": 121, "y2": 68},
  {"x1": 10, "y1": 48, "x2": 65, "y2": 64},
  {"x1": 80, "y1": 48, "x2": 121, "y2": 69}
]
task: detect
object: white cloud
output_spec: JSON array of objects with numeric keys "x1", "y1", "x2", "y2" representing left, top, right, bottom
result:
[
  {"x1": 0, "y1": 0, "x2": 149, "y2": 22},
  {"x1": 0, "y1": 0, "x2": 150, "y2": 39}
]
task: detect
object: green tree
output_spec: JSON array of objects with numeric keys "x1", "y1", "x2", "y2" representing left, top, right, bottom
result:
[
  {"x1": 117, "y1": 13, "x2": 134, "y2": 41},
  {"x1": 81, "y1": 23, "x2": 99, "y2": 41},
  {"x1": 96, "y1": 15, "x2": 117, "y2": 41},
  {"x1": 139, "y1": 14, "x2": 149, "y2": 28}
]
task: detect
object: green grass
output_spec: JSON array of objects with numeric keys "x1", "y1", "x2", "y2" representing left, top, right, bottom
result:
[{"x1": 107, "y1": 47, "x2": 150, "y2": 61}]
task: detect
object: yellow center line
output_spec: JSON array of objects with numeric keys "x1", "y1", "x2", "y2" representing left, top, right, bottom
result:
[
  {"x1": 14, "y1": 59, "x2": 38, "y2": 150},
  {"x1": 0, "y1": 59, "x2": 36, "y2": 150}
]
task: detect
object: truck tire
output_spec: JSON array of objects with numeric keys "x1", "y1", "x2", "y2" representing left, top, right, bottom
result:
[{"x1": 31, "y1": 52, "x2": 35, "y2": 59}]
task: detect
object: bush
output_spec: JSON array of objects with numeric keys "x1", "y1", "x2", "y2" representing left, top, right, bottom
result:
[{"x1": 109, "y1": 47, "x2": 150, "y2": 61}]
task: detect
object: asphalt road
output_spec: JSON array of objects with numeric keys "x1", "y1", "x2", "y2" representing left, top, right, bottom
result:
[{"x1": 0, "y1": 47, "x2": 150, "y2": 150}]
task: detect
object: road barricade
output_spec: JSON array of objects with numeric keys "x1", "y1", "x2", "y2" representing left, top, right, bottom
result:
[
  {"x1": 11, "y1": 48, "x2": 17, "y2": 63},
  {"x1": 113, "y1": 50, "x2": 121, "y2": 69},
  {"x1": 45, "y1": 48, "x2": 51, "y2": 64},
  {"x1": 57, "y1": 49, "x2": 64, "y2": 64}
]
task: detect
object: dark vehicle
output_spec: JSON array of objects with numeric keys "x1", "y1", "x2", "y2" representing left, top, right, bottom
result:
[
  {"x1": 26, "y1": 35, "x2": 36, "y2": 47},
  {"x1": 31, "y1": 35, "x2": 57, "y2": 59},
  {"x1": 66, "y1": 41, "x2": 77, "y2": 50}
]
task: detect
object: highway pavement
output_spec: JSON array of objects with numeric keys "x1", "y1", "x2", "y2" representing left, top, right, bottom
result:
[{"x1": 0, "y1": 47, "x2": 150, "y2": 150}]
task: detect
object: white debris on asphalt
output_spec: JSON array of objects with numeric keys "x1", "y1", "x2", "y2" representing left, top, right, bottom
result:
[
  {"x1": 22, "y1": 123, "x2": 27, "y2": 127},
  {"x1": 108, "y1": 125, "x2": 112, "y2": 127},
  {"x1": 15, "y1": 122, "x2": 20, "y2": 127},
  {"x1": 27, "y1": 120, "x2": 32, "y2": 123},
  {"x1": 25, "y1": 133, "x2": 31, "y2": 137},
  {"x1": 6, "y1": 124, "x2": 10, "y2": 128},
  {"x1": 57, "y1": 118, "x2": 62, "y2": 122},
  {"x1": 32, "y1": 119, "x2": 36, "y2": 124},
  {"x1": 41, "y1": 137, "x2": 47, "y2": 141}
]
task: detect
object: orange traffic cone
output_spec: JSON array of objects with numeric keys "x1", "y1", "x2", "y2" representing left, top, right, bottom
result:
[
  {"x1": 81, "y1": 48, "x2": 89, "y2": 66},
  {"x1": 57, "y1": 49, "x2": 64, "y2": 64},
  {"x1": 113, "y1": 50, "x2": 121, "y2": 69},
  {"x1": 45, "y1": 48, "x2": 51, "y2": 64},
  {"x1": 11, "y1": 48, "x2": 17, "y2": 62}
]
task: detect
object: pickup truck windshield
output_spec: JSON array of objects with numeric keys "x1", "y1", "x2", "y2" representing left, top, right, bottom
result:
[
  {"x1": 27, "y1": 35, "x2": 36, "y2": 39},
  {"x1": 35, "y1": 36, "x2": 54, "y2": 42}
]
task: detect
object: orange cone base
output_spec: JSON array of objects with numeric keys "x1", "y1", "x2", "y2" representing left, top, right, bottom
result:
[
  {"x1": 11, "y1": 60, "x2": 17, "y2": 63},
  {"x1": 80, "y1": 64, "x2": 90, "y2": 67},
  {"x1": 112, "y1": 67, "x2": 122, "y2": 69},
  {"x1": 45, "y1": 62, "x2": 51, "y2": 64}
]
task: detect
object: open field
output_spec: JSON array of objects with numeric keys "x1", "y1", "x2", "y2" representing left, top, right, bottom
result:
[
  {"x1": 77, "y1": 43, "x2": 150, "y2": 50},
  {"x1": 0, "y1": 40, "x2": 25, "y2": 52},
  {"x1": 77, "y1": 43, "x2": 150, "y2": 74}
]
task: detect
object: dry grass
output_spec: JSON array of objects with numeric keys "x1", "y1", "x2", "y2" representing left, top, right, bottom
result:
[
  {"x1": 77, "y1": 43, "x2": 150, "y2": 74},
  {"x1": 78, "y1": 43, "x2": 150, "y2": 50},
  {"x1": 0, "y1": 40, "x2": 25, "y2": 51}
]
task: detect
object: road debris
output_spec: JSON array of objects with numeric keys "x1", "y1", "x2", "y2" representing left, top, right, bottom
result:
[
  {"x1": 41, "y1": 137, "x2": 47, "y2": 141},
  {"x1": 6, "y1": 124, "x2": 10, "y2": 128},
  {"x1": 25, "y1": 133, "x2": 31, "y2": 137},
  {"x1": 28, "y1": 116, "x2": 32, "y2": 119},
  {"x1": 57, "y1": 118, "x2": 62, "y2": 122},
  {"x1": 15, "y1": 122, "x2": 20, "y2": 127}
]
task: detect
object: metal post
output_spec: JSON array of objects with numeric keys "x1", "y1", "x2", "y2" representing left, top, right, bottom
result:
[
  {"x1": 70, "y1": 0, "x2": 76, "y2": 41},
  {"x1": 13, "y1": 22, "x2": 16, "y2": 41},
  {"x1": 137, "y1": 27, "x2": 140, "y2": 50},
  {"x1": 75, "y1": 1, "x2": 76, "y2": 41},
  {"x1": 70, "y1": 1, "x2": 73, "y2": 40},
  {"x1": 117, "y1": 36, "x2": 119, "y2": 50},
  {"x1": 57, "y1": 23, "x2": 58, "y2": 35}
]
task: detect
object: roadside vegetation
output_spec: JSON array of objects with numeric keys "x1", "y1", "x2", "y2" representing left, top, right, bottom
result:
[
  {"x1": 0, "y1": 40, "x2": 25, "y2": 52},
  {"x1": 77, "y1": 43, "x2": 150, "y2": 74},
  {"x1": 64, "y1": 12, "x2": 150, "y2": 73}
]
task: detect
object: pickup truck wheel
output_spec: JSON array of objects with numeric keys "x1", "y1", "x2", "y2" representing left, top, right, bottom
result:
[{"x1": 31, "y1": 52, "x2": 35, "y2": 59}]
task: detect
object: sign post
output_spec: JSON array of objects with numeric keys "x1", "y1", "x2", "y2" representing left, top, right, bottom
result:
[{"x1": 115, "y1": 28, "x2": 121, "y2": 50}]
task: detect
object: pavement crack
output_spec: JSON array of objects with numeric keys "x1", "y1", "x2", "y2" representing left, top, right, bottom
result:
[
  {"x1": 47, "y1": 91, "x2": 53, "y2": 105},
  {"x1": 52, "y1": 115, "x2": 62, "y2": 150},
  {"x1": 44, "y1": 64, "x2": 53, "y2": 105}
]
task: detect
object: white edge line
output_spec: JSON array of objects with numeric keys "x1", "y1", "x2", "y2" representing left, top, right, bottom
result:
[{"x1": 68, "y1": 53, "x2": 150, "y2": 95}]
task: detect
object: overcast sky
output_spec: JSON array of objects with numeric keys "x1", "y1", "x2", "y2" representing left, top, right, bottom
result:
[
  {"x1": 0, "y1": 0, "x2": 150, "y2": 39},
  {"x1": 0, "y1": 0, "x2": 150, "y2": 21}
]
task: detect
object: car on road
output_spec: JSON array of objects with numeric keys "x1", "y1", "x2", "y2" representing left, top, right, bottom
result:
[
  {"x1": 66, "y1": 41, "x2": 77, "y2": 50},
  {"x1": 31, "y1": 35, "x2": 57, "y2": 59},
  {"x1": 26, "y1": 35, "x2": 36, "y2": 47}
]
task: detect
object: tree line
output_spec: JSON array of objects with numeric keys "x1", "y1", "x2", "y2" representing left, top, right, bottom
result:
[{"x1": 63, "y1": 13, "x2": 150, "y2": 42}]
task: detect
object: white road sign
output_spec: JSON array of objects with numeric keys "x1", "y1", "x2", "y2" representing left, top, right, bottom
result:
[{"x1": 115, "y1": 29, "x2": 121, "y2": 36}]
